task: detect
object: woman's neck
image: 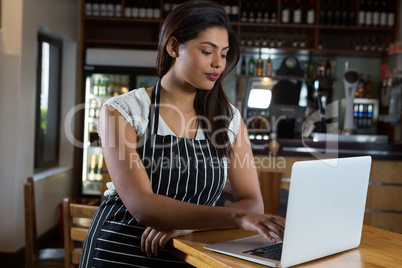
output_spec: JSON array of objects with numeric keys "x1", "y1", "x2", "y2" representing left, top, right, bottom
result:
[{"x1": 160, "y1": 74, "x2": 197, "y2": 113}]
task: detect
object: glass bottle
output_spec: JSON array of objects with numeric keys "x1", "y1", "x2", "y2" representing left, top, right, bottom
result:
[{"x1": 248, "y1": 56, "x2": 255, "y2": 76}]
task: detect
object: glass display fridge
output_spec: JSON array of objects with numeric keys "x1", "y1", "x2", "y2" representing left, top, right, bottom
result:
[{"x1": 81, "y1": 67, "x2": 159, "y2": 196}]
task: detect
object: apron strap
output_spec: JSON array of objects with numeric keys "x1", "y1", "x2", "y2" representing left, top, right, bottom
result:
[{"x1": 147, "y1": 81, "x2": 161, "y2": 139}]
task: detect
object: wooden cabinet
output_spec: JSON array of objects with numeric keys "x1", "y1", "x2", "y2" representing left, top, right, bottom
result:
[{"x1": 80, "y1": 0, "x2": 399, "y2": 54}]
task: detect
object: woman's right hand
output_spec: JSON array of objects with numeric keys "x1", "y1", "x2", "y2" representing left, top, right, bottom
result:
[{"x1": 236, "y1": 213, "x2": 285, "y2": 243}]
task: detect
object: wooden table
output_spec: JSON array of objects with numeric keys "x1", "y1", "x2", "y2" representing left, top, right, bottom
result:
[{"x1": 169, "y1": 225, "x2": 402, "y2": 267}]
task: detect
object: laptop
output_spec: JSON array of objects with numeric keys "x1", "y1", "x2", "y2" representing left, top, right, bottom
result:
[{"x1": 205, "y1": 156, "x2": 372, "y2": 267}]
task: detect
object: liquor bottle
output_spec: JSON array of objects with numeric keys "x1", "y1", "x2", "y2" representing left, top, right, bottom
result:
[
  {"x1": 348, "y1": 0, "x2": 356, "y2": 26},
  {"x1": 379, "y1": 1, "x2": 387, "y2": 27},
  {"x1": 231, "y1": 1, "x2": 239, "y2": 22},
  {"x1": 240, "y1": 56, "x2": 246, "y2": 75},
  {"x1": 131, "y1": 0, "x2": 139, "y2": 18},
  {"x1": 146, "y1": 0, "x2": 153, "y2": 18},
  {"x1": 248, "y1": 57, "x2": 255, "y2": 76},
  {"x1": 256, "y1": 1, "x2": 263, "y2": 23},
  {"x1": 85, "y1": 0, "x2": 93, "y2": 16},
  {"x1": 124, "y1": 0, "x2": 132, "y2": 18},
  {"x1": 281, "y1": 0, "x2": 290, "y2": 23},
  {"x1": 114, "y1": 0, "x2": 122, "y2": 17},
  {"x1": 88, "y1": 153, "x2": 97, "y2": 181},
  {"x1": 333, "y1": 0, "x2": 341, "y2": 25},
  {"x1": 107, "y1": 0, "x2": 114, "y2": 17},
  {"x1": 263, "y1": 2, "x2": 270, "y2": 23},
  {"x1": 223, "y1": 0, "x2": 232, "y2": 20},
  {"x1": 319, "y1": 1, "x2": 326, "y2": 24},
  {"x1": 293, "y1": 0, "x2": 302, "y2": 24},
  {"x1": 364, "y1": 0, "x2": 373, "y2": 27},
  {"x1": 326, "y1": 0, "x2": 333, "y2": 25},
  {"x1": 266, "y1": 57, "x2": 273, "y2": 76},
  {"x1": 241, "y1": 2, "x2": 249, "y2": 22},
  {"x1": 358, "y1": 0, "x2": 365, "y2": 27},
  {"x1": 256, "y1": 53, "x2": 263, "y2": 76},
  {"x1": 153, "y1": 0, "x2": 161, "y2": 19},
  {"x1": 324, "y1": 59, "x2": 331, "y2": 78},
  {"x1": 387, "y1": 0, "x2": 395, "y2": 27},
  {"x1": 340, "y1": 0, "x2": 348, "y2": 25},
  {"x1": 248, "y1": 2, "x2": 255, "y2": 23},
  {"x1": 364, "y1": 75, "x2": 373, "y2": 98},
  {"x1": 270, "y1": 1, "x2": 277, "y2": 23},
  {"x1": 372, "y1": 0, "x2": 380, "y2": 27},
  {"x1": 138, "y1": 2, "x2": 146, "y2": 18},
  {"x1": 96, "y1": 153, "x2": 104, "y2": 181},
  {"x1": 92, "y1": 0, "x2": 100, "y2": 16},
  {"x1": 100, "y1": 0, "x2": 107, "y2": 16},
  {"x1": 306, "y1": 54, "x2": 314, "y2": 78},
  {"x1": 356, "y1": 74, "x2": 365, "y2": 98},
  {"x1": 307, "y1": 0, "x2": 315, "y2": 24},
  {"x1": 163, "y1": 0, "x2": 171, "y2": 18}
]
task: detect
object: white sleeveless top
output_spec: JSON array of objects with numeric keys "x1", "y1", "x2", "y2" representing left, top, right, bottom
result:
[{"x1": 102, "y1": 87, "x2": 241, "y2": 142}]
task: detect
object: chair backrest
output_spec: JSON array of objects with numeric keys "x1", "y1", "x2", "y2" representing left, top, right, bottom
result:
[
  {"x1": 24, "y1": 177, "x2": 38, "y2": 268},
  {"x1": 63, "y1": 197, "x2": 98, "y2": 268},
  {"x1": 259, "y1": 171, "x2": 283, "y2": 215}
]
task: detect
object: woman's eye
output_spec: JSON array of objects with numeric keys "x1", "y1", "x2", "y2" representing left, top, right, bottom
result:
[
  {"x1": 221, "y1": 54, "x2": 228, "y2": 59},
  {"x1": 201, "y1": 51, "x2": 212, "y2": 55}
]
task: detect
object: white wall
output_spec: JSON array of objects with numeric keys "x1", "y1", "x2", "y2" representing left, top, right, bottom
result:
[{"x1": 0, "y1": 0, "x2": 79, "y2": 252}]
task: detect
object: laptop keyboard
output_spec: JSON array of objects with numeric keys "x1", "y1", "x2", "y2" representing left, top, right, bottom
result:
[{"x1": 243, "y1": 243, "x2": 283, "y2": 261}]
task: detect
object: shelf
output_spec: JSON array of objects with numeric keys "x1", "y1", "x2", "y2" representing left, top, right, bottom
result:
[
  {"x1": 236, "y1": 74, "x2": 335, "y2": 82},
  {"x1": 84, "y1": 16, "x2": 163, "y2": 23}
]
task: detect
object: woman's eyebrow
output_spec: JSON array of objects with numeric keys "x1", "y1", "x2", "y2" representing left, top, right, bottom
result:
[{"x1": 199, "y1": 41, "x2": 230, "y2": 50}]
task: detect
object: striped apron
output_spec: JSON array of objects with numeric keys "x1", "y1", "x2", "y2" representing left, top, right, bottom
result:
[{"x1": 79, "y1": 82, "x2": 226, "y2": 267}]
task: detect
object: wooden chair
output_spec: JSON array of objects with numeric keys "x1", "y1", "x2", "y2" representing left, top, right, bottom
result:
[
  {"x1": 24, "y1": 177, "x2": 64, "y2": 268},
  {"x1": 259, "y1": 171, "x2": 283, "y2": 215},
  {"x1": 63, "y1": 197, "x2": 98, "y2": 268}
]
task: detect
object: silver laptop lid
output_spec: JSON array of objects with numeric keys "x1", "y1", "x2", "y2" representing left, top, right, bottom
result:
[{"x1": 281, "y1": 156, "x2": 371, "y2": 267}]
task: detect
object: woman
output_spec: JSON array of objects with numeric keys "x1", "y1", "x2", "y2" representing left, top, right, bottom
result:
[{"x1": 80, "y1": 1, "x2": 285, "y2": 267}]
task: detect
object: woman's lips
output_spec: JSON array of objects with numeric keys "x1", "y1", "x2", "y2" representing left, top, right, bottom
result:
[{"x1": 205, "y1": 73, "x2": 220, "y2": 81}]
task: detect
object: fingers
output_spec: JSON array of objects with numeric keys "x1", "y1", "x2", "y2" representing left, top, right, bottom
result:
[{"x1": 141, "y1": 227, "x2": 166, "y2": 257}]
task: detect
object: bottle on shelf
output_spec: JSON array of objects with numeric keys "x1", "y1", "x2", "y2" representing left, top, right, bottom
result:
[
  {"x1": 231, "y1": 1, "x2": 239, "y2": 22},
  {"x1": 85, "y1": 0, "x2": 93, "y2": 16},
  {"x1": 256, "y1": 1, "x2": 263, "y2": 23},
  {"x1": 270, "y1": 1, "x2": 277, "y2": 23},
  {"x1": 281, "y1": 0, "x2": 290, "y2": 24},
  {"x1": 348, "y1": 0, "x2": 356, "y2": 26},
  {"x1": 163, "y1": 0, "x2": 171, "y2": 18},
  {"x1": 364, "y1": 0, "x2": 373, "y2": 27},
  {"x1": 364, "y1": 75, "x2": 373, "y2": 98},
  {"x1": 358, "y1": 0, "x2": 366, "y2": 27},
  {"x1": 240, "y1": 56, "x2": 246, "y2": 75},
  {"x1": 107, "y1": 0, "x2": 114, "y2": 17},
  {"x1": 379, "y1": 1, "x2": 387, "y2": 27},
  {"x1": 387, "y1": 0, "x2": 395, "y2": 27},
  {"x1": 293, "y1": 0, "x2": 302, "y2": 24},
  {"x1": 88, "y1": 153, "x2": 98, "y2": 181},
  {"x1": 153, "y1": 0, "x2": 161, "y2": 19},
  {"x1": 146, "y1": 0, "x2": 154, "y2": 18},
  {"x1": 319, "y1": 1, "x2": 326, "y2": 24},
  {"x1": 223, "y1": 0, "x2": 232, "y2": 21},
  {"x1": 256, "y1": 52, "x2": 263, "y2": 76},
  {"x1": 325, "y1": 0, "x2": 334, "y2": 25},
  {"x1": 241, "y1": 2, "x2": 248, "y2": 22},
  {"x1": 114, "y1": 0, "x2": 122, "y2": 17},
  {"x1": 248, "y1": 56, "x2": 255, "y2": 76},
  {"x1": 95, "y1": 153, "x2": 104, "y2": 181},
  {"x1": 138, "y1": 1, "x2": 147, "y2": 18},
  {"x1": 306, "y1": 0, "x2": 315, "y2": 24},
  {"x1": 333, "y1": 0, "x2": 341, "y2": 25},
  {"x1": 356, "y1": 74, "x2": 365, "y2": 98},
  {"x1": 92, "y1": 0, "x2": 100, "y2": 16},
  {"x1": 266, "y1": 56, "x2": 273, "y2": 77},
  {"x1": 100, "y1": 0, "x2": 107, "y2": 17},
  {"x1": 306, "y1": 54, "x2": 314, "y2": 78},
  {"x1": 124, "y1": 0, "x2": 132, "y2": 18},
  {"x1": 372, "y1": 0, "x2": 380, "y2": 27},
  {"x1": 248, "y1": 2, "x2": 255, "y2": 23},
  {"x1": 262, "y1": 2, "x2": 269, "y2": 23}
]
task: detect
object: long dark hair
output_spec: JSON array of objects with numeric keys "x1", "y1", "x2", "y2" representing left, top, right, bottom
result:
[{"x1": 156, "y1": 0, "x2": 240, "y2": 158}]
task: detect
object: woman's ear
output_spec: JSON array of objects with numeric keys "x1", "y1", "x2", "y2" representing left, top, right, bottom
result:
[{"x1": 166, "y1": 36, "x2": 179, "y2": 58}]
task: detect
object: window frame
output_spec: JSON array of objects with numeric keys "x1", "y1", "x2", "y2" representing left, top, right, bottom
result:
[{"x1": 34, "y1": 33, "x2": 63, "y2": 171}]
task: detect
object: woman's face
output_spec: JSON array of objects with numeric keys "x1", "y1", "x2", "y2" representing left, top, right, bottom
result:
[{"x1": 173, "y1": 27, "x2": 229, "y2": 90}]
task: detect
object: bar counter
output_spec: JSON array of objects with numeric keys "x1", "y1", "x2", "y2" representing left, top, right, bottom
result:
[{"x1": 250, "y1": 138, "x2": 402, "y2": 160}]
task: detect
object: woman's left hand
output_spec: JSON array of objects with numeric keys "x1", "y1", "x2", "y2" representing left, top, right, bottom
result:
[{"x1": 141, "y1": 227, "x2": 193, "y2": 257}]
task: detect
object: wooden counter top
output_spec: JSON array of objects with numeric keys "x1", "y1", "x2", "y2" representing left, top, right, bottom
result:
[{"x1": 169, "y1": 225, "x2": 402, "y2": 267}]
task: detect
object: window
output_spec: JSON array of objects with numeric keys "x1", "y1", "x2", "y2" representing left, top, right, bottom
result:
[{"x1": 34, "y1": 33, "x2": 62, "y2": 170}]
